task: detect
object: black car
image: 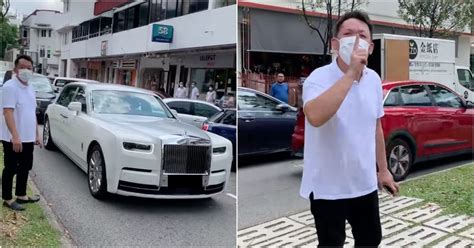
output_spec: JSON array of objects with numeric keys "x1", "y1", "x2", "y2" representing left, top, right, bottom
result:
[
  {"x1": 30, "y1": 74, "x2": 57, "y2": 123},
  {"x1": 238, "y1": 87, "x2": 297, "y2": 156}
]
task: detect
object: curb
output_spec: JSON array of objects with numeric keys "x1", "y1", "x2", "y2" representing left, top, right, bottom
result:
[
  {"x1": 402, "y1": 162, "x2": 473, "y2": 184},
  {"x1": 29, "y1": 176, "x2": 76, "y2": 247}
]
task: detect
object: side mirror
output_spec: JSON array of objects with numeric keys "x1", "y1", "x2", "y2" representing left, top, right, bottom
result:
[
  {"x1": 465, "y1": 101, "x2": 474, "y2": 109},
  {"x1": 275, "y1": 103, "x2": 290, "y2": 112},
  {"x1": 68, "y1": 102, "x2": 82, "y2": 113},
  {"x1": 170, "y1": 109, "x2": 179, "y2": 116}
]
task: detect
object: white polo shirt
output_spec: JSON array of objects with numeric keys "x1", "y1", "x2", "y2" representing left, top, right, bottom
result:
[
  {"x1": 1, "y1": 76, "x2": 37, "y2": 143},
  {"x1": 300, "y1": 59, "x2": 384, "y2": 200}
]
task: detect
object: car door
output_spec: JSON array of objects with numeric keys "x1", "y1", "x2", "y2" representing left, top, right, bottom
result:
[
  {"x1": 165, "y1": 100, "x2": 194, "y2": 126},
  {"x1": 52, "y1": 85, "x2": 79, "y2": 150},
  {"x1": 192, "y1": 102, "x2": 221, "y2": 128},
  {"x1": 398, "y1": 85, "x2": 442, "y2": 157},
  {"x1": 427, "y1": 84, "x2": 472, "y2": 153}
]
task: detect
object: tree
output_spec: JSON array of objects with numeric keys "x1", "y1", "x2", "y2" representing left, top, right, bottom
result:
[
  {"x1": 0, "y1": 19, "x2": 19, "y2": 59},
  {"x1": 0, "y1": 0, "x2": 10, "y2": 22},
  {"x1": 299, "y1": 0, "x2": 367, "y2": 65},
  {"x1": 398, "y1": 0, "x2": 473, "y2": 38}
]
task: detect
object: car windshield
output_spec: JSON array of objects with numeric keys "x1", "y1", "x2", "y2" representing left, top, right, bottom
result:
[
  {"x1": 30, "y1": 76, "x2": 54, "y2": 93},
  {"x1": 91, "y1": 90, "x2": 174, "y2": 118}
]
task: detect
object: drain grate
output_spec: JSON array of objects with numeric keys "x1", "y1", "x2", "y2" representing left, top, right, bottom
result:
[
  {"x1": 238, "y1": 217, "x2": 305, "y2": 247},
  {"x1": 435, "y1": 236, "x2": 474, "y2": 247},
  {"x1": 394, "y1": 203, "x2": 443, "y2": 223},
  {"x1": 380, "y1": 226, "x2": 447, "y2": 247},
  {"x1": 459, "y1": 226, "x2": 474, "y2": 240},
  {"x1": 288, "y1": 211, "x2": 314, "y2": 226},
  {"x1": 424, "y1": 215, "x2": 473, "y2": 233},
  {"x1": 378, "y1": 196, "x2": 423, "y2": 214},
  {"x1": 345, "y1": 215, "x2": 410, "y2": 239}
]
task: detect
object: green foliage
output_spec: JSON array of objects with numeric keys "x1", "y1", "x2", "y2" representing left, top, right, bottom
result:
[{"x1": 0, "y1": 18, "x2": 19, "y2": 58}]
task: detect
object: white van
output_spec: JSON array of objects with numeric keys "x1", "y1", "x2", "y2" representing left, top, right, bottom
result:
[{"x1": 52, "y1": 77, "x2": 99, "y2": 92}]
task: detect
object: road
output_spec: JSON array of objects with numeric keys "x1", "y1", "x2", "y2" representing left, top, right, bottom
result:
[
  {"x1": 31, "y1": 133, "x2": 236, "y2": 246},
  {"x1": 238, "y1": 153, "x2": 472, "y2": 229}
]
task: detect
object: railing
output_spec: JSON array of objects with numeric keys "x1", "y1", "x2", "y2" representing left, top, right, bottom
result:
[
  {"x1": 240, "y1": 72, "x2": 303, "y2": 107},
  {"x1": 72, "y1": 28, "x2": 112, "y2": 43}
]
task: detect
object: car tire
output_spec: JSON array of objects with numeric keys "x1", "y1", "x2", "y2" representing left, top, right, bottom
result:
[
  {"x1": 386, "y1": 138, "x2": 413, "y2": 181},
  {"x1": 88, "y1": 144, "x2": 108, "y2": 200},
  {"x1": 43, "y1": 117, "x2": 56, "y2": 150}
]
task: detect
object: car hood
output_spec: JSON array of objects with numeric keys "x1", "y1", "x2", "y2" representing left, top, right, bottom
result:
[
  {"x1": 95, "y1": 115, "x2": 211, "y2": 145},
  {"x1": 35, "y1": 91, "x2": 56, "y2": 99}
]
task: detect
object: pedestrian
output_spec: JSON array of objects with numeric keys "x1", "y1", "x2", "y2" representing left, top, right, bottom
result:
[
  {"x1": 2, "y1": 55, "x2": 42, "y2": 211},
  {"x1": 174, "y1": 82, "x2": 188, "y2": 98},
  {"x1": 190, "y1": 82, "x2": 200, "y2": 100},
  {"x1": 301, "y1": 11, "x2": 399, "y2": 247},
  {"x1": 270, "y1": 73, "x2": 289, "y2": 103},
  {"x1": 206, "y1": 85, "x2": 216, "y2": 104}
]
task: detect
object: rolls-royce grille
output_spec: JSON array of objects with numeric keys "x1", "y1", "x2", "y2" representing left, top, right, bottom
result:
[{"x1": 163, "y1": 145, "x2": 211, "y2": 174}]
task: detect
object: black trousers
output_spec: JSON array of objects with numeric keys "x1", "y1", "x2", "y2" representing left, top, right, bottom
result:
[
  {"x1": 2, "y1": 141, "x2": 35, "y2": 201},
  {"x1": 310, "y1": 190, "x2": 382, "y2": 247}
]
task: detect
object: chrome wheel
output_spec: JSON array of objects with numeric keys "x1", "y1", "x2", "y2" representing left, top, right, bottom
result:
[
  {"x1": 43, "y1": 120, "x2": 50, "y2": 146},
  {"x1": 89, "y1": 150, "x2": 103, "y2": 194},
  {"x1": 388, "y1": 145, "x2": 410, "y2": 178}
]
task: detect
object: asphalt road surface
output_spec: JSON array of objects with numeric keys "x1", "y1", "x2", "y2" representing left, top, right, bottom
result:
[
  {"x1": 31, "y1": 134, "x2": 236, "y2": 246},
  {"x1": 238, "y1": 153, "x2": 472, "y2": 229}
]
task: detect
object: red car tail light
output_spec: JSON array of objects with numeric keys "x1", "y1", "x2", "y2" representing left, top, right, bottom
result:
[{"x1": 202, "y1": 124, "x2": 209, "y2": 131}]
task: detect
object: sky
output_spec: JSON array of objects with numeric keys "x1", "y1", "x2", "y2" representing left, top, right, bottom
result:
[{"x1": 9, "y1": 0, "x2": 63, "y2": 17}]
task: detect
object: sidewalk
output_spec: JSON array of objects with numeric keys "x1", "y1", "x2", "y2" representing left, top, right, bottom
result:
[{"x1": 238, "y1": 191, "x2": 474, "y2": 247}]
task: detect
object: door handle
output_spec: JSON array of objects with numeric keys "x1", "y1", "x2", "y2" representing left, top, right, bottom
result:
[{"x1": 60, "y1": 114, "x2": 68, "y2": 119}]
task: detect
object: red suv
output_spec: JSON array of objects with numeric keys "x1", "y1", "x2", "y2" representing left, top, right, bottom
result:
[{"x1": 291, "y1": 81, "x2": 474, "y2": 181}]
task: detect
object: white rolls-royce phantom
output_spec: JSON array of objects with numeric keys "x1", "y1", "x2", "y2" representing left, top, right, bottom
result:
[{"x1": 43, "y1": 82, "x2": 232, "y2": 200}]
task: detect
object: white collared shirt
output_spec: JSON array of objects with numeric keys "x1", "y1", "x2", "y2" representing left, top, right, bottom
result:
[
  {"x1": 1, "y1": 76, "x2": 37, "y2": 143},
  {"x1": 300, "y1": 59, "x2": 384, "y2": 200}
]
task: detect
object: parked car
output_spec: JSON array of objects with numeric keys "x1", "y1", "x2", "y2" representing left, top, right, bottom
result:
[
  {"x1": 30, "y1": 74, "x2": 57, "y2": 123},
  {"x1": 153, "y1": 90, "x2": 172, "y2": 99},
  {"x1": 291, "y1": 81, "x2": 474, "y2": 181},
  {"x1": 52, "y1": 77, "x2": 98, "y2": 92},
  {"x1": 163, "y1": 98, "x2": 222, "y2": 128},
  {"x1": 202, "y1": 109, "x2": 236, "y2": 171},
  {"x1": 238, "y1": 87, "x2": 297, "y2": 156},
  {"x1": 43, "y1": 82, "x2": 233, "y2": 199}
]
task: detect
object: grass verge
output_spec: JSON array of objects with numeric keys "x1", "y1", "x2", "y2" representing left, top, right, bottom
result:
[
  {"x1": 400, "y1": 163, "x2": 474, "y2": 216},
  {"x1": 0, "y1": 145, "x2": 61, "y2": 247}
]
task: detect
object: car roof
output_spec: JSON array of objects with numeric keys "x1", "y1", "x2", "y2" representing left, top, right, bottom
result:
[
  {"x1": 66, "y1": 82, "x2": 157, "y2": 95},
  {"x1": 382, "y1": 80, "x2": 451, "y2": 90},
  {"x1": 54, "y1": 77, "x2": 98, "y2": 82}
]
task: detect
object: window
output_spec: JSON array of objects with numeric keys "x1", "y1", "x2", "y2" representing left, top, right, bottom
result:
[
  {"x1": 48, "y1": 30, "x2": 52, "y2": 37},
  {"x1": 238, "y1": 90, "x2": 279, "y2": 111},
  {"x1": 457, "y1": 68, "x2": 474, "y2": 90},
  {"x1": 399, "y1": 85, "x2": 433, "y2": 106},
  {"x1": 40, "y1": 47, "x2": 45, "y2": 58},
  {"x1": 221, "y1": 111, "x2": 236, "y2": 125},
  {"x1": 89, "y1": 18, "x2": 100, "y2": 37},
  {"x1": 428, "y1": 85, "x2": 463, "y2": 108},
  {"x1": 166, "y1": 0, "x2": 178, "y2": 19},
  {"x1": 215, "y1": 0, "x2": 236, "y2": 8},
  {"x1": 113, "y1": 11, "x2": 126, "y2": 33},
  {"x1": 126, "y1": 7, "x2": 136, "y2": 30},
  {"x1": 47, "y1": 49, "x2": 51, "y2": 58},
  {"x1": 167, "y1": 101, "x2": 191, "y2": 115},
  {"x1": 150, "y1": 0, "x2": 163, "y2": 22},
  {"x1": 22, "y1": 29, "x2": 27, "y2": 38},
  {"x1": 193, "y1": 103, "x2": 219, "y2": 118},
  {"x1": 57, "y1": 86, "x2": 78, "y2": 107},
  {"x1": 138, "y1": 2, "x2": 149, "y2": 27},
  {"x1": 73, "y1": 87, "x2": 87, "y2": 113},
  {"x1": 384, "y1": 88, "x2": 400, "y2": 106},
  {"x1": 41, "y1": 30, "x2": 47, "y2": 37},
  {"x1": 100, "y1": 17, "x2": 112, "y2": 35}
]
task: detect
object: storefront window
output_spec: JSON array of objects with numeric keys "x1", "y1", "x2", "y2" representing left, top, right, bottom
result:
[{"x1": 190, "y1": 68, "x2": 236, "y2": 100}]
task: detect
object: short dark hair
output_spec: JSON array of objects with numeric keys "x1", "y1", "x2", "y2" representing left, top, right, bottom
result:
[
  {"x1": 335, "y1": 10, "x2": 373, "y2": 39},
  {"x1": 14, "y1": 55, "x2": 33, "y2": 67}
]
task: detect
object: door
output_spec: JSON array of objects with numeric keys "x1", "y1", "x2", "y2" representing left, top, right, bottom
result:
[
  {"x1": 53, "y1": 85, "x2": 79, "y2": 151},
  {"x1": 192, "y1": 102, "x2": 220, "y2": 128},
  {"x1": 427, "y1": 84, "x2": 472, "y2": 152},
  {"x1": 398, "y1": 85, "x2": 442, "y2": 156}
]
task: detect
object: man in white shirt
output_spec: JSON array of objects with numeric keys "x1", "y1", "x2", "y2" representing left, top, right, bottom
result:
[
  {"x1": 301, "y1": 11, "x2": 399, "y2": 247},
  {"x1": 206, "y1": 85, "x2": 217, "y2": 104},
  {"x1": 2, "y1": 55, "x2": 42, "y2": 211},
  {"x1": 190, "y1": 82, "x2": 200, "y2": 100},
  {"x1": 174, "y1": 82, "x2": 188, "y2": 98}
]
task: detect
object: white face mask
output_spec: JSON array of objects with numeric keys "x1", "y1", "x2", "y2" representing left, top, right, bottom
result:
[
  {"x1": 18, "y1": 69, "x2": 33, "y2": 83},
  {"x1": 337, "y1": 36, "x2": 370, "y2": 65}
]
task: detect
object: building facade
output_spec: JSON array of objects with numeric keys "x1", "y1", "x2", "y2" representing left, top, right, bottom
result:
[
  {"x1": 20, "y1": 10, "x2": 63, "y2": 76},
  {"x1": 58, "y1": 0, "x2": 236, "y2": 99}
]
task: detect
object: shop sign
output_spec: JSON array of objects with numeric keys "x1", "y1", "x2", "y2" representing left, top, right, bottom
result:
[{"x1": 152, "y1": 24, "x2": 174, "y2": 43}]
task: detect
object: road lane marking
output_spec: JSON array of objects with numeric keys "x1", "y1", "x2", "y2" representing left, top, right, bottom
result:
[{"x1": 226, "y1": 193, "x2": 237, "y2": 199}]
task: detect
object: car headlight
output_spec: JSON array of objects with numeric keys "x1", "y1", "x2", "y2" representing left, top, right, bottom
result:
[
  {"x1": 123, "y1": 142, "x2": 153, "y2": 151},
  {"x1": 213, "y1": 147, "x2": 226, "y2": 154}
]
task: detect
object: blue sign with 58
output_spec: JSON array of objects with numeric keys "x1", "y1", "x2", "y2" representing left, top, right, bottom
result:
[{"x1": 152, "y1": 24, "x2": 174, "y2": 43}]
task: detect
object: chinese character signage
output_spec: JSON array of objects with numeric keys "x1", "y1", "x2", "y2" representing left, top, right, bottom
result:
[{"x1": 152, "y1": 24, "x2": 174, "y2": 43}]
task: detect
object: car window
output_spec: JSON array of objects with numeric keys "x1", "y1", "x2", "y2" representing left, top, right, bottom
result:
[
  {"x1": 208, "y1": 110, "x2": 225, "y2": 122},
  {"x1": 30, "y1": 76, "x2": 55, "y2": 93},
  {"x1": 238, "y1": 90, "x2": 279, "y2": 111},
  {"x1": 428, "y1": 85, "x2": 463, "y2": 108},
  {"x1": 167, "y1": 101, "x2": 192, "y2": 115},
  {"x1": 55, "y1": 79, "x2": 76, "y2": 87},
  {"x1": 399, "y1": 85, "x2": 432, "y2": 106},
  {"x1": 384, "y1": 88, "x2": 400, "y2": 106},
  {"x1": 193, "y1": 103, "x2": 219, "y2": 118},
  {"x1": 73, "y1": 87, "x2": 87, "y2": 113},
  {"x1": 221, "y1": 111, "x2": 236, "y2": 126},
  {"x1": 57, "y1": 86, "x2": 79, "y2": 107},
  {"x1": 457, "y1": 69, "x2": 474, "y2": 90}
]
